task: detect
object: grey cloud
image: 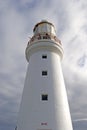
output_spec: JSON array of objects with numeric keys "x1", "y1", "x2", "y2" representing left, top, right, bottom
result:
[
  {"x1": 77, "y1": 55, "x2": 87, "y2": 67},
  {"x1": 63, "y1": 69, "x2": 87, "y2": 120},
  {"x1": 73, "y1": 119, "x2": 87, "y2": 130},
  {"x1": 0, "y1": 0, "x2": 87, "y2": 130}
]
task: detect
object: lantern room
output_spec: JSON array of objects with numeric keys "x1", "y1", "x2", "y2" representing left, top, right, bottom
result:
[{"x1": 33, "y1": 20, "x2": 56, "y2": 36}]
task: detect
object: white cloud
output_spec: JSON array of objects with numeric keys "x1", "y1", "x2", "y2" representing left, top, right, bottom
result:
[{"x1": 0, "y1": 0, "x2": 87, "y2": 129}]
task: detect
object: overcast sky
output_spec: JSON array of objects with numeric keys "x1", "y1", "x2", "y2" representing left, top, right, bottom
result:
[{"x1": 0, "y1": 0, "x2": 87, "y2": 130}]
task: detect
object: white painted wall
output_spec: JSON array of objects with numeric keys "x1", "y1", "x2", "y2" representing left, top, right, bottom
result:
[{"x1": 17, "y1": 40, "x2": 73, "y2": 130}]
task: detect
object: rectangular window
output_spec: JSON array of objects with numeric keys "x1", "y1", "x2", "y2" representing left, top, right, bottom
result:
[
  {"x1": 42, "y1": 94, "x2": 48, "y2": 101},
  {"x1": 42, "y1": 55, "x2": 47, "y2": 59},
  {"x1": 42, "y1": 71, "x2": 47, "y2": 76}
]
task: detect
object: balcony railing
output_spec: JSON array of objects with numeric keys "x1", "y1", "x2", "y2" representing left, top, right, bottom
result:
[{"x1": 27, "y1": 33, "x2": 61, "y2": 46}]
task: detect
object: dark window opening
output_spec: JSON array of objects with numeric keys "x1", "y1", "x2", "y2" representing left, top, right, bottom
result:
[
  {"x1": 42, "y1": 55, "x2": 47, "y2": 59},
  {"x1": 42, "y1": 71, "x2": 47, "y2": 76},
  {"x1": 42, "y1": 94, "x2": 48, "y2": 101}
]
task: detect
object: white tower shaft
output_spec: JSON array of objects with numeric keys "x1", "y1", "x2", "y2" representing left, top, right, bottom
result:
[{"x1": 17, "y1": 20, "x2": 73, "y2": 130}]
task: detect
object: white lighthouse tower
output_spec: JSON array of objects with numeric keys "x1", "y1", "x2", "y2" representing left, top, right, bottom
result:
[{"x1": 17, "y1": 20, "x2": 73, "y2": 130}]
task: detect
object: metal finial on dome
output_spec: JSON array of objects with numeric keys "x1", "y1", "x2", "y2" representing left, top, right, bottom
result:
[{"x1": 41, "y1": 19, "x2": 48, "y2": 22}]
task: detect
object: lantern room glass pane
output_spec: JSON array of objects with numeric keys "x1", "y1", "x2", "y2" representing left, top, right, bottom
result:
[
  {"x1": 34, "y1": 26, "x2": 38, "y2": 35},
  {"x1": 41, "y1": 23, "x2": 47, "y2": 33},
  {"x1": 47, "y1": 24, "x2": 51, "y2": 33},
  {"x1": 51, "y1": 26, "x2": 56, "y2": 35}
]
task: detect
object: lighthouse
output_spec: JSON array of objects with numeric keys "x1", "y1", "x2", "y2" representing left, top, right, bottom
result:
[{"x1": 17, "y1": 20, "x2": 73, "y2": 130}]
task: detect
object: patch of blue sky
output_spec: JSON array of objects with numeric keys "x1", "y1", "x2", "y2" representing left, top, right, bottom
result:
[{"x1": 77, "y1": 55, "x2": 87, "y2": 67}]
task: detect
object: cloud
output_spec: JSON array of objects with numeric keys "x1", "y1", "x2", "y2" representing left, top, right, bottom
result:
[
  {"x1": 77, "y1": 54, "x2": 87, "y2": 67},
  {"x1": 59, "y1": 1, "x2": 87, "y2": 122},
  {"x1": 0, "y1": 0, "x2": 87, "y2": 130},
  {"x1": 73, "y1": 119, "x2": 87, "y2": 130}
]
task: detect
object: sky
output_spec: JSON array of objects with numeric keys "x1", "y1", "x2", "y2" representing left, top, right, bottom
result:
[{"x1": 0, "y1": 0, "x2": 87, "y2": 130}]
